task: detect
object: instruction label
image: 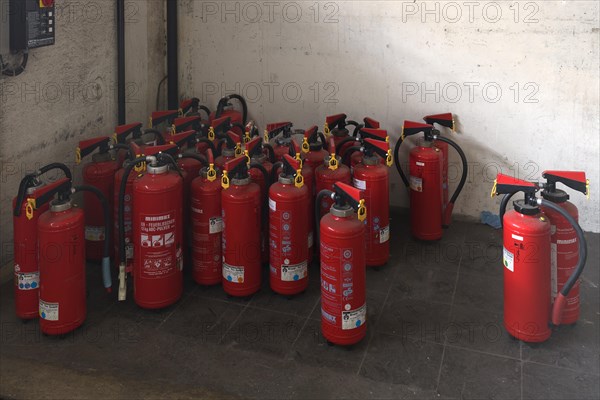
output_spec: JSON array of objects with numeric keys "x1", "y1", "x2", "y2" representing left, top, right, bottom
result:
[
  {"x1": 85, "y1": 226, "x2": 105, "y2": 241},
  {"x1": 209, "y1": 217, "x2": 223, "y2": 234},
  {"x1": 269, "y1": 198, "x2": 276, "y2": 211},
  {"x1": 39, "y1": 300, "x2": 59, "y2": 321},
  {"x1": 223, "y1": 263, "x2": 244, "y2": 283},
  {"x1": 140, "y1": 212, "x2": 177, "y2": 277},
  {"x1": 353, "y1": 178, "x2": 366, "y2": 190},
  {"x1": 281, "y1": 261, "x2": 308, "y2": 282},
  {"x1": 503, "y1": 246, "x2": 514, "y2": 272},
  {"x1": 409, "y1": 176, "x2": 423, "y2": 192},
  {"x1": 380, "y1": 226, "x2": 390, "y2": 243},
  {"x1": 342, "y1": 303, "x2": 366, "y2": 330},
  {"x1": 15, "y1": 271, "x2": 39, "y2": 290}
]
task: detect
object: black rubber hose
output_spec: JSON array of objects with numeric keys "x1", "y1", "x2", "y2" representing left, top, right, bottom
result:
[
  {"x1": 436, "y1": 136, "x2": 468, "y2": 206},
  {"x1": 318, "y1": 132, "x2": 327, "y2": 147},
  {"x1": 38, "y1": 163, "x2": 73, "y2": 180},
  {"x1": 118, "y1": 156, "x2": 147, "y2": 266},
  {"x1": 499, "y1": 192, "x2": 517, "y2": 228},
  {"x1": 336, "y1": 137, "x2": 357, "y2": 158},
  {"x1": 271, "y1": 161, "x2": 283, "y2": 183},
  {"x1": 143, "y1": 129, "x2": 167, "y2": 145},
  {"x1": 346, "y1": 120, "x2": 362, "y2": 137},
  {"x1": 198, "y1": 105, "x2": 211, "y2": 119},
  {"x1": 112, "y1": 143, "x2": 134, "y2": 160},
  {"x1": 75, "y1": 185, "x2": 112, "y2": 291},
  {"x1": 158, "y1": 153, "x2": 184, "y2": 178},
  {"x1": 263, "y1": 143, "x2": 276, "y2": 163},
  {"x1": 196, "y1": 138, "x2": 217, "y2": 155},
  {"x1": 14, "y1": 163, "x2": 72, "y2": 216},
  {"x1": 393, "y1": 135, "x2": 409, "y2": 187},
  {"x1": 342, "y1": 146, "x2": 362, "y2": 166},
  {"x1": 216, "y1": 94, "x2": 248, "y2": 125},
  {"x1": 179, "y1": 152, "x2": 208, "y2": 167},
  {"x1": 315, "y1": 190, "x2": 334, "y2": 247}
]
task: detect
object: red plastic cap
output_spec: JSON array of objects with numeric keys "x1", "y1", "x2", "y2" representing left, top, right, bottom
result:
[
  {"x1": 328, "y1": 136, "x2": 336, "y2": 154},
  {"x1": 361, "y1": 128, "x2": 388, "y2": 140},
  {"x1": 151, "y1": 110, "x2": 179, "y2": 125},
  {"x1": 174, "y1": 116, "x2": 201, "y2": 129},
  {"x1": 245, "y1": 136, "x2": 261, "y2": 155},
  {"x1": 283, "y1": 154, "x2": 301, "y2": 171},
  {"x1": 211, "y1": 116, "x2": 231, "y2": 131},
  {"x1": 496, "y1": 173, "x2": 537, "y2": 188},
  {"x1": 364, "y1": 117, "x2": 380, "y2": 129},
  {"x1": 291, "y1": 139, "x2": 301, "y2": 154},
  {"x1": 227, "y1": 131, "x2": 241, "y2": 144},
  {"x1": 424, "y1": 113, "x2": 454, "y2": 128},
  {"x1": 79, "y1": 136, "x2": 110, "y2": 153},
  {"x1": 224, "y1": 155, "x2": 246, "y2": 172},
  {"x1": 326, "y1": 113, "x2": 347, "y2": 125},
  {"x1": 169, "y1": 130, "x2": 196, "y2": 147},
  {"x1": 363, "y1": 138, "x2": 389, "y2": 153},
  {"x1": 115, "y1": 122, "x2": 143, "y2": 141},
  {"x1": 334, "y1": 181, "x2": 362, "y2": 203},
  {"x1": 304, "y1": 125, "x2": 318, "y2": 139},
  {"x1": 543, "y1": 171, "x2": 586, "y2": 184},
  {"x1": 33, "y1": 178, "x2": 71, "y2": 200}
]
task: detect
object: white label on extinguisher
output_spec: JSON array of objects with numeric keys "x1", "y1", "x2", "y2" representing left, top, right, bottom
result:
[
  {"x1": 209, "y1": 217, "x2": 223, "y2": 234},
  {"x1": 281, "y1": 261, "x2": 308, "y2": 282},
  {"x1": 409, "y1": 176, "x2": 423, "y2": 192},
  {"x1": 342, "y1": 303, "x2": 366, "y2": 330},
  {"x1": 39, "y1": 300, "x2": 59, "y2": 321},
  {"x1": 511, "y1": 234, "x2": 524, "y2": 242},
  {"x1": 380, "y1": 226, "x2": 390, "y2": 243},
  {"x1": 503, "y1": 247, "x2": 514, "y2": 272},
  {"x1": 353, "y1": 178, "x2": 366, "y2": 190},
  {"x1": 416, "y1": 161, "x2": 425, "y2": 167},
  {"x1": 551, "y1": 243, "x2": 558, "y2": 299},
  {"x1": 15, "y1": 271, "x2": 39, "y2": 290},
  {"x1": 85, "y1": 226, "x2": 105, "y2": 241},
  {"x1": 223, "y1": 263, "x2": 244, "y2": 283},
  {"x1": 269, "y1": 198, "x2": 276, "y2": 211}
]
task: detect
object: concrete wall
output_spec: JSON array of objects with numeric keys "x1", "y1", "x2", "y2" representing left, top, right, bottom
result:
[
  {"x1": 179, "y1": 0, "x2": 600, "y2": 232},
  {"x1": 0, "y1": 1, "x2": 165, "y2": 265}
]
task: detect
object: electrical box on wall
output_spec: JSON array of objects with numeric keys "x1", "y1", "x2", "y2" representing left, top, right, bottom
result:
[{"x1": 9, "y1": 0, "x2": 55, "y2": 52}]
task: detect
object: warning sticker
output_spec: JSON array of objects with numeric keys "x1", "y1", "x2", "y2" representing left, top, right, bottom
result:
[
  {"x1": 409, "y1": 176, "x2": 423, "y2": 192},
  {"x1": 353, "y1": 178, "x2": 366, "y2": 190},
  {"x1": 39, "y1": 300, "x2": 59, "y2": 321},
  {"x1": 223, "y1": 263, "x2": 244, "y2": 283},
  {"x1": 551, "y1": 243, "x2": 557, "y2": 299},
  {"x1": 503, "y1": 246, "x2": 514, "y2": 272},
  {"x1": 209, "y1": 217, "x2": 223, "y2": 234},
  {"x1": 15, "y1": 272, "x2": 39, "y2": 290},
  {"x1": 342, "y1": 303, "x2": 366, "y2": 330},
  {"x1": 269, "y1": 198, "x2": 276, "y2": 211},
  {"x1": 140, "y1": 212, "x2": 177, "y2": 277},
  {"x1": 380, "y1": 226, "x2": 390, "y2": 243},
  {"x1": 85, "y1": 226, "x2": 105, "y2": 241},
  {"x1": 281, "y1": 261, "x2": 308, "y2": 282}
]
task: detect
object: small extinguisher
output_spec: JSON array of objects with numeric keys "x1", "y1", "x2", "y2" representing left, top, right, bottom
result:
[
  {"x1": 314, "y1": 137, "x2": 352, "y2": 218},
  {"x1": 301, "y1": 125, "x2": 329, "y2": 171},
  {"x1": 394, "y1": 121, "x2": 468, "y2": 240},
  {"x1": 210, "y1": 93, "x2": 248, "y2": 135},
  {"x1": 316, "y1": 182, "x2": 368, "y2": 346},
  {"x1": 269, "y1": 154, "x2": 310, "y2": 295},
  {"x1": 191, "y1": 150, "x2": 223, "y2": 285},
  {"x1": 13, "y1": 163, "x2": 72, "y2": 320},
  {"x1": 424, "y1": 113, "x2": 456, "y2": 209},
  {"x1": 492, "y1": 173, "x2": 588, "y2": 342},
  {"x1": 345, "y1": 138, "x2": 393, "y2": 267},
  {"x1": 215, "y1": 130, "x2": 243, "y2": 170},
  {"x1": 323, "y1": 113, "x2": 362, "y2": 153},
  {"x1": 339, "y1": 128, "x2": 390, "y2": 169},
  {"x1": 264, "y1": 121, "x2": 295, "y2": 162},
  {"x1": 221, "y1": 156, "x2": 269, "y2": 297},
  {"x1": 76, "y1": 136, "x2": 130, "y2": 261},
  {"x1": 32, "y1": 179, "x2": 112, "y2": 335}
]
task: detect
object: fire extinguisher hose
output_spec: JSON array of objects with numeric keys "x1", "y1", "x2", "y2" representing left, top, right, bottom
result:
[
  {"x1": 318, "y1": 132, "x2": 327, "y2": 148},
  {"x1": 393, "y1": 135, "x2": 410, "y2": 187},
  {"x1": 216, "y1": 94, "x2": 248, "y2": 125},
  {"x1": 179, "y1": 152, "x2": 208, "y2": 166},
  {"x1": 341, "y1": 146, "x2": 362, "y2": 166},
  {"x1": 112, "y1": 143, "x2": 134, "y2": 161},
  {"x1": 143, "y1": 129, "x2": 167, "y2": 145},
  {"x1": 263, "y1": 143, "x2": 276, "y2": 163},
  {"x1": 271, "y1": 162, "x2": 283, "y2": 183},
  {"x1": 435, "y1": 136, "x2": 468, "y2": 227},
  {"x1": 198, "y1": 105, "x2": 211, "y2": 119},
  {"x1": 498, "y1": 192, "x2": 518, "y2": 227},
  {"x1": 196, "y1": 138, "x2": 217, "y2": 155},
  {"x1": 14, "y1": 163, "x2": 73, "y2": 217},
  {"x1": 539, "y1": 199, "x2": 588, "y2": 326},
  {"x1": 74, "y1": 185, "x2": 113, "y2": 293}
]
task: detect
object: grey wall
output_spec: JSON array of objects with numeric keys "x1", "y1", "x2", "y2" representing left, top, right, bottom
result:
[
  {"x1": 179, "y1": 0, "x2": 600, "y2": 232},
  {"x1": 0, "y1": 0, "x2": 166, "y2": 266}
]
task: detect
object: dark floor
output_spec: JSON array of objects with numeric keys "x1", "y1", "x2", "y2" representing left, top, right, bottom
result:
[{"x1": 1, "y1": 210, "x2": 599, "y2": 399}]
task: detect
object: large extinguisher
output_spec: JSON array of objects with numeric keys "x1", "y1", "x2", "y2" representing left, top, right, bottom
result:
[
  {"x1": 345, "y1": 138, "x2": 393, "y2": 267},
  {"x1": 264, "y1": 121, "x2": 295, "y2": 162},
  {"x1": 32, "y1": 179, "x2": 112, "y2": 335},
  {"x1": 76, "y1": 136, "x2": 130, "y2": 260},
  {"x1": 191, "y1": 150, "x2": 222, "y2": 285},
  {"x1": 117, "y1": 152, "x2": 184, "y2": 308},
  {"x1": 220, "y1": 156, "x2": 269, "y2": 297},
  {"x1": 13, "y1": 163, "x2": 72, "y2": 320},
  {"x1": 315, "y1": 137, "x2": 352, "y2": 217},
  {"x1": 301, "y1": 125, "x2": 329, "y2": 171},
  {"x1": 394, "y1": 121, "x2": 468, "y2": 240},
  {"x1": 339, "y1": 128, "x2": 389, "y2": 169},
  {"x1": 269, "y1": 154, "x2": 310, "y2": 295},
  {"x1": 424, "y1": 113, "x2": 456, "y2": 209},
  {"x1": 491, "y1": 173, "x2": 588, "y2": 342},
  {"x1": 209, "y1": 94, "x2": 248, "y2": 136},
  {"x1": 316, "y1": 182, "x2": 368, "y2": 346},
  {"x1": 323, "y1": 113, "x2": 361, "y2": 157},
  {"x1": 215, "y1": 130, "x2": 243, "y2": 169}
]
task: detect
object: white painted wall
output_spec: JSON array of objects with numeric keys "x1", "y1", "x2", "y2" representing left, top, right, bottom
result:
[{"x1": 179, "y1": 0, "x2": 599, "y2": 232}]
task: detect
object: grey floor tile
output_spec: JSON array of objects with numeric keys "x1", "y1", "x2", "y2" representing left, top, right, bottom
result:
[
  {"x1": 453, "y1": 271, "x2": 504, "y2": 313},
  {"x1": 523, "y1": 362, "x2": 600, "y2": 400},
  {"x1": 392, "y1": 263, "x2": 457, "y2": 305}
]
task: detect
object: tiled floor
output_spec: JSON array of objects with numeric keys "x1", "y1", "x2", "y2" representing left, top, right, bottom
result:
[{"x1": 1, "y1": 210, "x2": 599, "y2": 399}]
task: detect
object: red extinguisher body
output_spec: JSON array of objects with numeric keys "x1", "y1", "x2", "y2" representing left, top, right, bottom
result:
[
  {"x1": 304, "y1": 147, "x2": 329, "y2": 171},
  {"x1": 272, "y1": 142, "x2": 290, "y2": 162},
  {"x1": 13, "y1": 192, "x2": 48, "y2": 320},
  {"x1": 191, "y1": 170, "x2": 223, "y2": 285},
  {"x1": 269, "y1": 178, "x2": 310, "y2": 295},
  {"x1": 540, "y1": 200, "x2": 580, "y2": 325},
  {"x1": 38, "y1": 203, "x2": 86, "y2": 335},
  {"x1": 249, "y1": 154, "x2": 274, "y2": 264},
  {"x1": 132, "y1": 165, "x2": 183, "y2": 309},
  {"x1": 502, "y1": 209, "x2": 552, "y2": 343},
  {"x1": 315, "y1": 159, "x2": 351, "y2": 217},
  {"x1": 320, "y1": 208, "x2": 367, "y2": 346},
  {"x1": 83, "y1": 155, "x2": 118, "y2": 260},
  {"x1": 221, "y1": 179, "x2": 262, "y2": 296},
  {"x1": 113, "y1": 165, "x2": 136, "y2": 272},
  {"x1": 302, "y1": 164, "x2": 315, "y2": 263},
  {"x1": 352, "y1": 157, "x2": 390, "y2": 266},
  {"x1": 409, "y1": 144, "x2": 443, "y2": 240}
]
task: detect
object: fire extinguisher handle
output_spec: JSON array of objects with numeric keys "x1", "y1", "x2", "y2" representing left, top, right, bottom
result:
[
  {"x1": 215, "y1": 94, "x2": 248, "y2": 125},
  {"x1": 436, "y1": 136, "x2": 468, "y2": 226},
  {"x1": 342, "y1": 146, "x2": 362, "y2": 166},
  {"x1": 498, "y1": 192, "x2": 518, "y2": 228},
  {"x1": 74, "y1": 185, "x2": 112, "y2": 292},
  {"x1": 13, "y1": 163, "x2": 73, "y2": 217},
  {"x1": 539, "y1": 198, "x2": 588, "y2": 325}
]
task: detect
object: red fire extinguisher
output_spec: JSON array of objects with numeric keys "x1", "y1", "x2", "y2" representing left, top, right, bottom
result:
[
  {"x1": 394, "y1": 121, "x2": 468, "y2": 240},
  {"x1": 323, "y1": 113, "x2": 362, "y2": 157},
  {"x1": 264, "y1": 121, "x2": 295, "y2": 162},
  {"x1": 345, "y1": 138, "x2": 393, "y2": 267},
  {"x1": 316, "y1": 182, "x2": 368, "y2": 346},
  {"x1": 215, "y1": 130, "x2": 243, "y2": 169},
  {"x1": 32, "y1": 178, "x2": 112, "y2": 335},
  {"x1": 269, "y1": 154, "x2": 310, "y2": 295},
  {"x1": 173, "y1": 115, "x2": 203, "y2": 134},
  {"x1": 492, "y1": 173, "x2": 588, "y2": 342},
  {"x1": 315, "y1": 137, "x2": 352, "y2": 218},
  {"x1": 76, "y1": 137, "x2": 130, "y2": 261},
  {"x1": 191, "y1": 149, "x2": 222, "y2": 285},
  {"x1": 301, "y1": 125, "x2": 329, "y2": 171},
  {"x1": 117, "y1": 152, "x2": 184, "y2": 308},
  {"x1": 13, "y1": 163, "x2": 72, "y2": 320},
  {"x1": 210, "y1": 94, "x2": 248, "y2": 136},
  {"x1": 339, "y1": 128, "x2": 389, "y2": 169},
  {"x1": 363, "y1": 117, "x2": 380, "y2": 129},
  {"x1": 221, "y1": 156, "x2": 269, "y2": 297},
  {"x1": 424, "y1": 113, "x2": 456, "y2": 209}
]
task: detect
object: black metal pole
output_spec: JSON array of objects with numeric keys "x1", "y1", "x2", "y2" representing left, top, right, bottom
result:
[
  {"x1": 167, "y1": 0, "x2": 178, "y2": 110},
  {"x1": 117, "y1": 0, "x2": 126, "y2": 125}
]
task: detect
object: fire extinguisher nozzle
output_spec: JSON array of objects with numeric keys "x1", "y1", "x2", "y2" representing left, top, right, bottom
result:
[
  {"x1": 551, "y1": 293, "x2": 568, "y2": 326},
  {"x1": 102, "y1": 257, "x2": 112, "y2": 291}
]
